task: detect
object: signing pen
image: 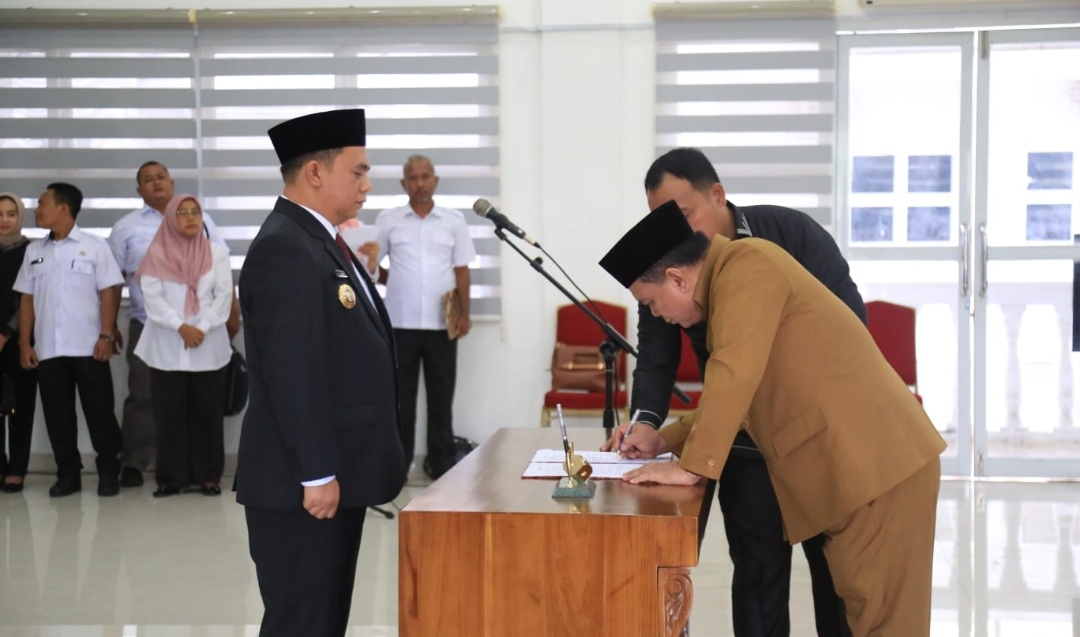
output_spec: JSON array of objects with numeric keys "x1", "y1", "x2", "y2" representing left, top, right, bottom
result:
[
  {"x1": 616, "y1": 408, "x2": 642, "y2": 455},
  {"x1": 556, "y1": 404, "x2": 570, "y2": 456}
]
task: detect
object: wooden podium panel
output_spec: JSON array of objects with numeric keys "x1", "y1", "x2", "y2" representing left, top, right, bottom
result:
[{"x1": 399, "y1": 427, "x2": 713, "y2": 637}]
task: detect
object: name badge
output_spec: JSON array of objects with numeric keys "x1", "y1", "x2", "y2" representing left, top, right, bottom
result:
[
  {"x1": 334, "y1": 269, "x2": 349, "y2": 280},
  {"x1": 338, "y1": 284, "x2": 356, "y2": 309}
]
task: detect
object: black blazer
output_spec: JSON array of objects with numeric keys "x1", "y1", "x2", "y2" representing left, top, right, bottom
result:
[
  {"x1": 236, "y1": 197, "x2": 406, "y2": 509},
  {"x1": 0, "y1": 239, "x2": 29, "y2": 372}
]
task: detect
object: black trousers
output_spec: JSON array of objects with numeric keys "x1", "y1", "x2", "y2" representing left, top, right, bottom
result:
[
  {"x1": 393, "y1": 328, "x2": 457, "y2": 470},
  {"x1": 246, "y1": 506, "x2": 366, "y2": 637},
  {"x1": 36, "y1": 356, "x2": 121, "y2": 479},
  {"x1": 718, "y1": 435, "x2": 851, "y2": 637},
  {"x1": 149, "y1": 366, "x2": 228, "y2": 488},
  {"x1": 0, "y1": 342, "x2": 36, "y2": 478},
  {"x1": 121, "y1": 319, "x2": 156, "y2": 471}
]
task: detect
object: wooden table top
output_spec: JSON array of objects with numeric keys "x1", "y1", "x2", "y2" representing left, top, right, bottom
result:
[{"x1": 401, "y1": 427, "x2": 709, "y2": 519}]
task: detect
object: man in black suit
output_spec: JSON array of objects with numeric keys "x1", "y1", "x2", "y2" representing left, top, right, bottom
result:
[{"x1": 236, "y1": 108, "x2": 406, "y2": 637}]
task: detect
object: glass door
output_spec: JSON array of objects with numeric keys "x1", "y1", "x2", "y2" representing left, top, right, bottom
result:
[
  {"x1": 838, "y1": 33, "x2": 975, "y2": 477},
  {"x1": 974, "y1": 28, "x2": 1080, "y2": 478}
]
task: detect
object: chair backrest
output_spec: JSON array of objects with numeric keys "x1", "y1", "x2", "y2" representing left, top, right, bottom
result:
[
  {"x1": 865, "y1": 300, "x2": 917, "y2": 386},
  {"x1": 555, "y1": 301, "x2": 628, "y2": 384},
  {"x1": 675, "y1": 330, "x2": 700, "y2": 382}
]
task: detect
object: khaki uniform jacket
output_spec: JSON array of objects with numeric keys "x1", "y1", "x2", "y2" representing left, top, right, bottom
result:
[{"x1": 659, "y1": 236, "x2": 945, "y2": 543}]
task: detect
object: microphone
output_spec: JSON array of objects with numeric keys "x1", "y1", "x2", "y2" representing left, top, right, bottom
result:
[{"x1": 472, "y1": 198, "x2": 538, "y2": 246}]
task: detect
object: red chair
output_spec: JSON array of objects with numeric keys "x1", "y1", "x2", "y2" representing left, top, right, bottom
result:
[
  {"x1": 865, "y1": 300, "x2": 922, "y2": 405},
  {"x1": 541, "y1": 301, "x2": 629, "y2": 427},
  {"x1": 667, "y1": 330, "x2": 702, "y2": 418}
]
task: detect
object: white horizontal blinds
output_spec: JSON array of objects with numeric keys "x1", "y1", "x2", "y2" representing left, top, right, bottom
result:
[
  {"x1": 196, "y1": 24, "x2": 502, "y2": 318},
  {"x1": 0, "y1": 27, "x2": 198, "y2": 238},
  {"x1": 655, "y1": 19, "x2": 838, "y2": 229}
]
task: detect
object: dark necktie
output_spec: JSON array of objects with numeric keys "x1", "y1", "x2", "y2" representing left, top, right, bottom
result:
[
  {"x1": 333, "y1": 234, "x2": 392, "y2": 348},
  {"x1": 334, "y1": 233, "x2": 354, "y2": 266}
]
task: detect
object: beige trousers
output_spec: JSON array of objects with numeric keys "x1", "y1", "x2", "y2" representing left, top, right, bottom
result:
[{"x1": 823, "y1": 458, "x2": 941, "y2": 637}]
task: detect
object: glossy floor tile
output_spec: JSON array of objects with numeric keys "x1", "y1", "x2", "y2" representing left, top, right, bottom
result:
[{"x1": 1, "y1": 474, "x2": 1079, "y2": 636}]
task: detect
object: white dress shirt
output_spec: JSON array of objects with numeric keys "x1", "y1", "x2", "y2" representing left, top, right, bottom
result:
[
  {"x1": 134, "y1": 243, "x2": 233, "y2": 372},
  {"x1": 108, "y1": 204, "x2": 227, "y2": 324},
  {"x1": 375, "y1": 204, "x2": 476, "y2": 330},
  {"x1": 13, "y1": 225, "x2": 125, "y2": 361}
]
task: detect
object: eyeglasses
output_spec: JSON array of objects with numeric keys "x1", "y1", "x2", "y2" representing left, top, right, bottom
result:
[{"x1": 176, "y1": 208, "x2": 202, "y2": 219}]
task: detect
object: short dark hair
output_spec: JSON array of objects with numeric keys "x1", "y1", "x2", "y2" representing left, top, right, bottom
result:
[
  {"x1": 281, "y1": 148, "x2": 346, "y2": 183},
  {"x1": 136, "y1": 161, "x2": 168, "y2": 184},
  {"x1": 644, "y1": 147, "x2": 721, "y2": 194},
  {"x1": 638, "y1": 232, "x2": 710, "y2": 284},
  {"x1": 46, "y1": 182, "x2": 83, "y2": 219}
]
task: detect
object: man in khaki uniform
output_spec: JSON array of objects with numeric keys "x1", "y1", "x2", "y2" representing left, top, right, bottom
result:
[{"x1": 599, "y1": 200, "x2": 945, "y2": 637}]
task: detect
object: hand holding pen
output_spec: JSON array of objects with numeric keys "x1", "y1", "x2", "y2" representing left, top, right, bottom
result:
[
  {"x1": 616, "y1": 409, "x2": 642, "y2": 455},
  {"x1": 611, "y1": 409, "x2": 669, "y2": 459}
]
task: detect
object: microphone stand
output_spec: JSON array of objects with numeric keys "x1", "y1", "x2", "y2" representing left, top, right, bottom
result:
[
  {"x1": 369, "y1": 504, "x2": 395, "y2": 519},
  {"x1": 493, "y1": 228, "x2": 690, "y2": 438}
]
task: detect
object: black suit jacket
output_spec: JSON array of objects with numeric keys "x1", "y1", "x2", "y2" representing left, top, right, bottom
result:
[
  {"x1": 630, "y1": 202, "x2": 868, "y2": 446},
  {"x1": 236, "y1": 197, "x2": 406, "y2": 509}
]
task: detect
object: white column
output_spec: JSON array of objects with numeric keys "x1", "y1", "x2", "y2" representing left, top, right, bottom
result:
[
  {"x1": 950, "y1": 303, "x2": 960, "y2": 433},
  {"x1": 1002, "y1": 304, "x2": 1025, "y2": 436},
  {"x1": 1056, "y1": 301, "x2": 1076, "y2": 435}
]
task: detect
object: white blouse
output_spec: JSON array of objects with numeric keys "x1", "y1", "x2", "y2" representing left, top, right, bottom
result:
[{"x1": 134, "y1": 243, "x2": 233, "y2": 372}]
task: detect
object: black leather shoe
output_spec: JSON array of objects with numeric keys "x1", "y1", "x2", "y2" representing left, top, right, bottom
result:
[
  {"x1": 98, "y1": 475, "x2": 120, "y2": 497},
  {"x1": 49, "y1": 479, "x2": 82, "y2": 497},
  {"x1": 2, "y1": 481, "x2": 24, "y2": 493},
  {"x1": 152, "y1": 486, "x2": 181, "y2": 498},
  {"x1": 119, "y1": 467, "x2": 144, "y2": 488},
  {"x1": 200, "y1": 484, "x2": 222, "y2": 496}
]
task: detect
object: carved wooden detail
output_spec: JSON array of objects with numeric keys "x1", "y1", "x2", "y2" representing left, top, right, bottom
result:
[{"x1": 659, "y1": 566, "x2": 693, "y2": 637}]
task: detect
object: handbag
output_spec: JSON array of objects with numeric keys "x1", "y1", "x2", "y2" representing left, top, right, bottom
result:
[
  {"x1": 222, "y1": 346, "x2": 249, "y2": 417},
  {"x1": 422, "y1": 435, "x2": 478, "y2": 479},
  {"x1": 550, "y1": 342, "x2": 606, "y2": 392}
]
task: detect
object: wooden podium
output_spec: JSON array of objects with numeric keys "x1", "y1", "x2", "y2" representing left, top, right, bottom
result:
[{"x1": 399, "y1": 427, "x2": 714, "y2": 637}]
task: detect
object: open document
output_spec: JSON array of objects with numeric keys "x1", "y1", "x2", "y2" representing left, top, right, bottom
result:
[{"x1": 522, "y1": 449, "x2": 674, "y2": 480}]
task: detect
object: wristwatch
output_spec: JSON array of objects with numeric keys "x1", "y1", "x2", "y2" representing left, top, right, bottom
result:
[{"x1": 98, "y1": 333, "x2": 115, "y2": 343}]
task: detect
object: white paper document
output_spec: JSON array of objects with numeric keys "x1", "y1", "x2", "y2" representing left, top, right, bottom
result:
[
  {"x1": 341, "y1": 226, "x2": 379, "y2": 251},
  {"x1": 529, "y1": 449, "x2": 673, "y2": 464},
  {"x1": 522, "y1": 449, "x2": 675, "y2": 479},
  {"x1": 521, "y1": 461, "x2": 656, "y2": 480}
]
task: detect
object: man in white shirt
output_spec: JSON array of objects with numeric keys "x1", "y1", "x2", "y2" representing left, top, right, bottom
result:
[
  {"x1": 375, "y1": 155, "x2": 476, "y2": 480},
  {"x1": 15, "y1": 183, "x2": 125, "y2": 497},
  {"x1": 107, "y1": 161, "x2": 239, "y2": 488}
]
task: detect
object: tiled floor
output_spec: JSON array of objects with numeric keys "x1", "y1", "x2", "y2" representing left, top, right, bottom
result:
[{"x1": 1, "y1": 473, "x2": 1078, "y2": 636}]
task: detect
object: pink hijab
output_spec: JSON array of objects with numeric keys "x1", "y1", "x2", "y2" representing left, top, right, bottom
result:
[{"x1": 135, "y1": 194, "x2": 214, "y2": 319}]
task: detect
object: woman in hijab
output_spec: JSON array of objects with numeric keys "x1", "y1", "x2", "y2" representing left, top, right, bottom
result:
[
  {"x1": 134, "y1": 194, "x2": 233, "y2": 497},
  {"x1": 0, "y1": 193, "x2": 36, "y2": 493}
]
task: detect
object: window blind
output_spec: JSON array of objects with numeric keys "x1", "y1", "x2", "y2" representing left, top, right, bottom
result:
[
  {"x1": 0, "y1": 17, "x2": 502, "y2": 318},
  {"x1": 0, "y1": 26, "x2": 199, "y2": 237},
  {"x1": 655, "y1": 19, "x2": 838, "y2": 230}
]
